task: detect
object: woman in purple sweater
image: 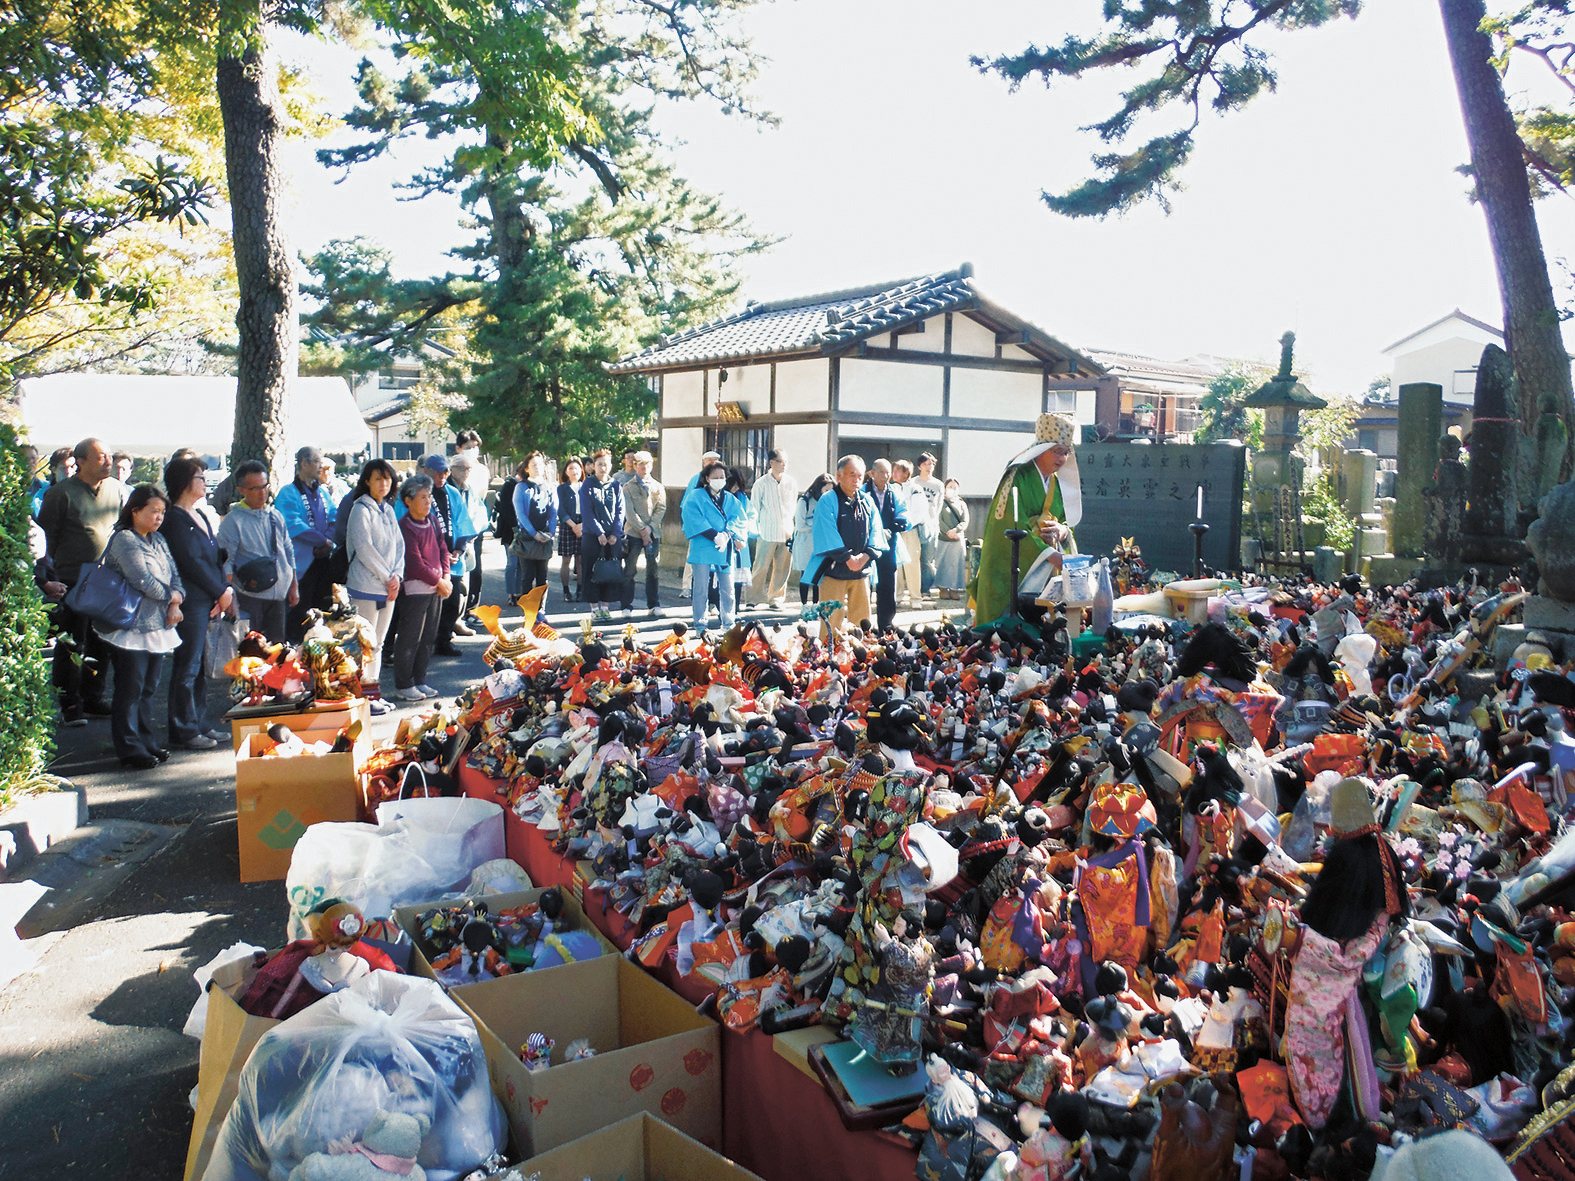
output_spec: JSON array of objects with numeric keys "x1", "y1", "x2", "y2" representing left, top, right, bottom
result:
[{"x1": 392, "y1": 474, "x2": 452, "y2": 702}]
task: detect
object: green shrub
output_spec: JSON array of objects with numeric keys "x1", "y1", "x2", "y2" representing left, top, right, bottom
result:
[{"x1": 0, "y1": 423, "x2": 57, "y2": 809}]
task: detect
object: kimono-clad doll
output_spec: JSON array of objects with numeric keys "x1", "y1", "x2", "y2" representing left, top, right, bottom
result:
[
  {"x1": 1072, "y1": 777, "x2": 1158, "y2": 994},
  {"x1": 1283, "y1": 777, "x2": 1408, "y2": 1129}
]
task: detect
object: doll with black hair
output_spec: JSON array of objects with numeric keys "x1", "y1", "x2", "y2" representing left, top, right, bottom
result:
[{"x1": 1283, "y1": 777, "x2": 1407, "y2": 1129}]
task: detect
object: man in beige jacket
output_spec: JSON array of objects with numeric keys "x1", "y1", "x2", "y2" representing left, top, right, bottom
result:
[{"x1": 621, "y1": 451, "x2": 667, "y2": 617}]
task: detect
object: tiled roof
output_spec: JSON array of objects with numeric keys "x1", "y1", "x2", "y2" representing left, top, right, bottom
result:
[
  {"x1": 363, "y1": 394, "x2": 411, "y2": 423},
  {"x1": 608, "y1": 265, "x2": 1103, "y2": 376}
]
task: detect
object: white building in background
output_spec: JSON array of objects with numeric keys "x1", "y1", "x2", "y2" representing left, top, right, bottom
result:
[
  {"x1": 1380, "y1": 309, "x2": 1504, "y2": 438},
  {"x1": 608, "y1": 264, "x2": 1110, "y2": 501},
  {"x1": 341, "y1": 341, "x2": 459, "y2": 469}
]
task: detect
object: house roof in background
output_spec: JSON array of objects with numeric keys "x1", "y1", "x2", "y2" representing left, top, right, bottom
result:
[
  {"x1": 1381, "y1": 309, "x2": 1502, "y2": 355},
  {"x1": 608, "y1": 264, "x2": 1105, "y2": 377}
]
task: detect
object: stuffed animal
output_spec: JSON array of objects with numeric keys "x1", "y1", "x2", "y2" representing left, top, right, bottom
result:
[{"x1": 288, "y1": 1110, "x2": 431, "y2": 1181}]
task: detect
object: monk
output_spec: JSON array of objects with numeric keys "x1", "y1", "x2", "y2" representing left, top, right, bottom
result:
[{"x1": 969, "y1": 412, "x2": 1083, "y2": 626}]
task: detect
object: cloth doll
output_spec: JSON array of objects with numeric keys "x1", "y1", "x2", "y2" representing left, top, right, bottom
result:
[
  {"x1": 1284, "y1": 777, "x2": 1407, "y2": 1128},
  {"x1": 846, "y1": 919, "x2": 934, "y2": 1071}
]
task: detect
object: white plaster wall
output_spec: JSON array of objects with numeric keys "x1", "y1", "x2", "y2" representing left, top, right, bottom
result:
[
  {"x1": 772, "y1": 422, "x2": 830, "y2": 477},
  {"x1": 661, "y1": 426, "x2": 704, "y2": 486},
  {"x1": 950, "y1": 313, "x2": 1000, "y2": 358},
  {"x1": 663, "y1": 371, "x2": 703, "y2": 418},
  {"x1": 839, "y1": 358, "x2": 943, "y2": 415},
  {"x1": 720, "y1": 362, "x2": 770, "y2": 416},
  {"x1": 897, "y1": 316, "x2": 943, "y2": 351},
  {"x1": 950, "y1": 367, "x2": 1043, "y2": 421},
  {"x1": 776, "y1": 358, "x2": 830, "y2": 413},
  {"x1": 1392, "y1": 339, "x2": 1492, "y2": 403},
  {"x1": 947, "y1": 429, "x2": 1035, "y2": 497},
  {"x1": 1002, "y1": 344, "x2": 1035, "y2": 362}
]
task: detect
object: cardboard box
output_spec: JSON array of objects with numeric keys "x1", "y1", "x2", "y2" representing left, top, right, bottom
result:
[
  {"x1": 183, "y1": 983, "x2": 278, "y2": 1181},
  {"x1": 522, "y1": 1113, "x2": 762, "y2": 1181},
  {"x1": 455, "y1": 955, "x2": 721, "y2": 1158},
  {"x1": 230, "y1": 697, "x2": 371, "y2": 751},
  {"x1": 390, "y1": 887, "x2": 618, "y2": 982},
  {"x1": 234, "y1": 733, "x2": 365, "y2": 882}
]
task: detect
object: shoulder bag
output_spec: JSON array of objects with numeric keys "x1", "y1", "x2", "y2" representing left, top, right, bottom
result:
[
  {"x1": 64, "y1": 550, "x2": 140, "y2": 630},
  {"x1": 235, "y1": 513, "x2": 285, "y2": 594}
]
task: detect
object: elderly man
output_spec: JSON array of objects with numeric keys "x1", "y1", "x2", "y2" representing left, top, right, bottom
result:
[
  {"x1": 806, "y1": 455, "x2": 884, "y2": 638},
  {"x1": 453, "y1": 429, "x2": 489, "y2": 613},
  {"x1": 38, "y1": 437, "x2": 126, "y2": 723},
  {"x1": 748, "y1": 449, "x2": 798, "y2": 610},
  {"x1": 864, "y1": 458, "x2": 910, "y2": 631},
  {"x1": 912, "y1": 452, "x2": 944, "y2": 595},
  {"x1": 621, "y1": 450, "x2": 666, "y2": 617},
  {"x1": 447, "y1": 453, "x2": 489, "y2": 627},
  {"x1": 969, "y1": 412, "x2": 1082, "y2": 626},
  {"x1": 274, "y1": 445, "x2": 338, "y2": 641}
]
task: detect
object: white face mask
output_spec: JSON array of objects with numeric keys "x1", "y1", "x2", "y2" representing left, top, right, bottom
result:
[{"x1": 708, "y1": 477, "x2": 726, "y2": 492}]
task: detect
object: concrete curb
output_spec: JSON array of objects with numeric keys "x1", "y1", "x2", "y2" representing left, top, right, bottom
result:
[{"x1": 0, "y1": 780, "x2": 88, "y2": 880}]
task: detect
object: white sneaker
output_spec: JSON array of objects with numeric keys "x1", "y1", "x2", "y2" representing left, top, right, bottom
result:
[
  {"x1": 416, "y1": 684, "x2": 439, "y2": 698},
  {"x1": 622, "y1": 608, "x2": 633, "y2": 619},
  {"x1": 451, "y1": 620, "x2": 476, "y2": 636},
  {"x1": 396, "y1": 686, "x2": 426, "y2": 701},
  {"x1": 182, "y1": 734, "x2": 219, "y2": 750},
  {"x1": 368, "y1": 699, "x2": 395, "y2": 716}
]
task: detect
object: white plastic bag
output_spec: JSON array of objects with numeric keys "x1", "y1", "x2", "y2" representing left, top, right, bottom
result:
[
  {"x1": 202, "y1": 973, "x2": 505, "y2": 1181},
  {"x1": 286, "y1": 798, "x2": 504, "y2": 940},
  {"x1": 206, "y1": 615, "x2": 245, "y2": 680},
  {"x1": 183, "y1": 941, "x2": 267, "y2": 1040}
]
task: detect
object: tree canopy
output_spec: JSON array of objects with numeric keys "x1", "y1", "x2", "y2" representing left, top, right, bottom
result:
[{"x1": 305, "y1": 0, "x2": 774, "y2": 459}]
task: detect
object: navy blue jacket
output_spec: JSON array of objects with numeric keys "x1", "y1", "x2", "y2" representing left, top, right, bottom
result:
[{"x1": 160, "y1": 506, "x2": 226, "y2": 603}]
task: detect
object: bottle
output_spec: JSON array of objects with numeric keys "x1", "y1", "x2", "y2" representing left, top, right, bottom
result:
[{"x1": 1092, "y1": 557, "x2": 1115, "y2": 634}]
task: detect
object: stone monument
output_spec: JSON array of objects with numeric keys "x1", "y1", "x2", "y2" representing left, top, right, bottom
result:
[
  {"x1": 1461, "y1": 343, "x2": 1530, "y2": 567},
  {"x1": 1391, "y1": 383, "x2": 1441, "y2": 560},
  {"x1": 1422, "y1": 435, "x2": 1467, "y2": 568},
  {"x1": 1246, "y1": 332, "x2": 1325, "y2": 573}
]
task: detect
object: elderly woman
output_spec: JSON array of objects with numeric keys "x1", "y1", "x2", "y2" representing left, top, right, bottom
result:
[
  {"x1": 345, "y1": 459, "x2": 404, "y2": 714},
  {"x1": 98, "y1": 484, "x2": 185, "y2": 769},
  {"x1": 934, "y1": 477, "x2": 971, "y2": 599},
  {"x1": 160, "y1": 455, "x2": 234, "y2": 750},
  {"x1": 681, "y1": 460, "x2": 748, "y2": 632},
  {"x1": 392, "y1": 474, "x2": 452, "y2": 703}
]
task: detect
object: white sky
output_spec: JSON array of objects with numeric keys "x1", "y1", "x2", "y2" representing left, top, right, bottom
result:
[{"x1": 278, "y1": 0, "x2": 1575, "y2": 398}]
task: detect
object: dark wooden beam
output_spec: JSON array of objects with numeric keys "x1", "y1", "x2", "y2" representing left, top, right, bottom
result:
[
  {"x1": 996, "y1": 329, "x2": 1031, "y2": 345},
  {"x1": 843, "y1": 343, "x2": 1048, "y2": 375},
  {"x1": 836, "y1": 409, "x2": 1054, "y2": 433},
  {"x1": 661, "y1": 411, "x2": 830, "y2": 429}
]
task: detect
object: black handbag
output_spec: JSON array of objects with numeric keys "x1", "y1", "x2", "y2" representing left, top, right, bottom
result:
[{"x1": 591, "y1": 554, "x2": 624, "y2": 584}]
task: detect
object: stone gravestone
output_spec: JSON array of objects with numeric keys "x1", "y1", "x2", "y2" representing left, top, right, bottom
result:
[
  {"x1": 1071, "y1": 441, "x2": 1247, "y2": 573},
  {"x1": 1341, "y1": 449, "x2": 1378, "y2": 522},
  {"x1": 1422, "y1": 435, "x2": 1467, "y2": 568},
  {"x1": 1465, "y1": 344, "x2": 1518, "y2": 540},
  {"x1": 1392, "y1": 383, "x2": 1442, "y2": 559}
]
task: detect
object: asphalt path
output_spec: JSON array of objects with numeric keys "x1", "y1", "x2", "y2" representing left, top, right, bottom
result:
[{"x1": 0, "y1": 541, "x2": 954, "y2": 1176}]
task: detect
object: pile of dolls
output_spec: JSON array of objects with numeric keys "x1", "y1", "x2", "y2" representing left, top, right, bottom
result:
[
  {"x1": 223, "y1": 596, "x2": 372, "y2": 708},
  {"x1": 431, "y1": 560, "x2": 1575, "y2": 1181}
]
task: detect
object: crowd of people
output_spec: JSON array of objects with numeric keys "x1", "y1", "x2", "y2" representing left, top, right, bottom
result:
[
  {"x1": 23, "y1": 428, "x2": 984, "y2": 772},
  {"x1": 25, "y1": 432, "x2": 499, "y2": 770}
]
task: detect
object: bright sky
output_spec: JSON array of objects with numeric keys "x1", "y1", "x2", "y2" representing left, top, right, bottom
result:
[{"x1": 279, "y1": 0, "x2": 1575, "y2": 399}]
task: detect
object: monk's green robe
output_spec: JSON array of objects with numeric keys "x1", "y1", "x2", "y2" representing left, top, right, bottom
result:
[{"x1": 968, "y1": 462, "x2": 1075, "y2": 625}]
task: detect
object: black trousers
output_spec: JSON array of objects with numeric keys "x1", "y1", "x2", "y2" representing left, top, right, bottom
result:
[
  {"x1": 109, "y1": 644, "x2": 163, "y2": 759},
  {"x1": 621, "y1": 536, "x2": 660, "y2": 609},
  {"x1": 520, "y1": 558, "x2": 550, "y2": 615},
  {"x1": 467, "y1": 536, "x2": 484, "y2": 610},
  {"x1": 54, "y1": 597, "x2": 111, "y2": 714},
  {"x1": 875, "y1": 549, "x2": 898, "y2": 630},
  {"x1": 287, "y1": 555, "x2": 333, "y2": 642},
  {"x1": 436, "y1": 579, "x2": 462, "y2": 646}
]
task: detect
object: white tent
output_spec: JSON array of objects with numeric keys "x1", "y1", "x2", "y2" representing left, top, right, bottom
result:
[{"x1": 16, "y1": 374, "x2": 373, "y2": 459}]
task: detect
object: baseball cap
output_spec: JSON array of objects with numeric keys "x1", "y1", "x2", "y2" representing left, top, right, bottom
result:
[{"x1": 423, "y1": 454, "x2": 450, "y2": 472}]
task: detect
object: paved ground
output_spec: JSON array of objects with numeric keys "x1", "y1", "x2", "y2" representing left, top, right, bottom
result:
[{"x1": 0, "y1": 541, "x2": 953, "y2": 1176}]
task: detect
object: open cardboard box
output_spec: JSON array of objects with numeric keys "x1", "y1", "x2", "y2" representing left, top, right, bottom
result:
[
  {"x1": 390, "y1": 887, "x2": 617, "y2": 982},
  {"x1": 233, "y1": 733, "x2": 365, "y2": 882},
  {"x1": 229, "y1": 697, "x2": 371, "y2": 751},
  {"x1": 454, "y1": 954, "x2": 721, "y2": 1158},
  {"x1": 521, "y1": 1112, "x2": 760, "y2": 1181}
]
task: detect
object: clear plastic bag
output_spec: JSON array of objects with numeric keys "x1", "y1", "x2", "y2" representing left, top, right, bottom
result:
[
  {"x1": 286, "y1": 798, "x2": 505, "y2": 940},
  {"x1": 203, "y1": 972, "x2": 505, "y2": 1181}
]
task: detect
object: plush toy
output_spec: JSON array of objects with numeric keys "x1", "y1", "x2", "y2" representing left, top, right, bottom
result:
[{"x1": 288, "y1": 1109, "x2": 430, "y2": 1181}]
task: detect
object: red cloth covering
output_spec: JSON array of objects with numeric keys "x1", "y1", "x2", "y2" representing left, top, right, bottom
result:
[
  {"x1": 238, "y1": 939, "x2": 400, "y2": 1020},
  {"x1": 721, "y1": 1027, "x2": 917, "y2": 1181}
]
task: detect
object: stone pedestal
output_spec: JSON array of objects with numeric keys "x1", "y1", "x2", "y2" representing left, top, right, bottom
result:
[
  {"x1": 1393, "y1": 383, "x2": 1443, "y2": 559},
  {"x1": 1368, "y1": 555, "x2": 1424, "y2": 588},
  {"x1": 1423, "y1": 447, "x2": 1468, "y2": 567},
  {"x1": 1527, "y1": 481, "x2": 1575, "y2": 599},
  {"x1": 1377, "y1": 497, "x2": 1397, "y2": 554},
  {"x1": 1313, "y1": 547, "x2": 1343, "y2": 582}
]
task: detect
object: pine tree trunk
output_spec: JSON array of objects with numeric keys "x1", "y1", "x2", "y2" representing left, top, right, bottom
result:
[
  {"x1": 1440, "y1": 0, "x2": 1575, "y2": 484},
  {"x1": 217, "y1": 16, "x2": 297, "y2": 482}
]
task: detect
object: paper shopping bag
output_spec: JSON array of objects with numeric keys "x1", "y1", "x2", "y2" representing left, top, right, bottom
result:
[{"x1": 183, "y1": 982, "x2": 278, "y2": 1180}]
